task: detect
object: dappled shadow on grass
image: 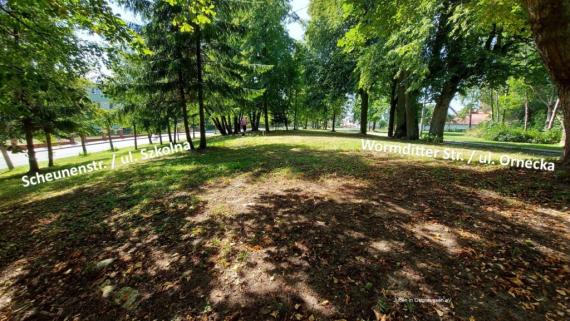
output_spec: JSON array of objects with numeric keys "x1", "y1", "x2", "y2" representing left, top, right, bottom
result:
[
  {"x1": 0, "y1": 139, "x2": 568, "y2": 321},
  {"x1": 270, "y1": 129, "x2": 563, "y2": 158}
]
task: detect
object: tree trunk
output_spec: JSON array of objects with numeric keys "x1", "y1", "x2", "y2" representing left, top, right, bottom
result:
[
  {"x1": 548, "y1": 98, "x2": 560, "y2": 130},
  {"x1": 524, "y1": 92, "x2": 530, "y2": 131},
  {"x1": 560, "y1": 87, "x2": 570, "y2": 165},
  {"x1": 429, "y1": 80, "x2": 458, "y2": 141},
  {"x1": 148, "y1": 133, "x2": 153, "y2": 145},
  {"x1": 80, "y1": 134, "x2": 88, "y2": 155},
  {"x1": 107, "y1": 125, "x2": 114, "y2": 151},
  {"x1": 233, "y1": 115, "x2": 240, "y2": 134},
  {"x1": 405, "y1": 90, "x2": 420, "y2": 140},
  {"x1": 158, "y1": 128, "x2": 163, "y2": 145},
  {"x1": 388, "y1": 80, "x2": 397, "y2": 138},
  {"x1": 196, "y1": 26, "x2": 207, "y2": 150},
  {"x1": 173, "y1": 119, "x2": 178, "y2": 144},
  {"x1": 0, "y1": 144, "x2": 14, "y2": 170},
  {"x1": 395, "y1": 80, "x2": 407, "y2": 139},
  {"x1": 178, "y1": 73, "x2": 195, "y2": 151},
  {"x1": 44, "y1": 128, "x2": 54, "y2": 167},
  {"x1": 359, "y1": 89, "x2": 369, "y2": 135},
  {"x1": 419, "y1": 103, "x2": 426, "y2": 136},
  {"x1": 332, "y1": 111, "x2": 336, "y2": 132},
  {"x1": 133, "y1": 123, "x2": 138, "y2": 150},
  {"x1": 213, "y1": 117, "x2": 227, "y2": 135},
  {"x1": 167, "y1": 121, "x2": 173, "y2": 143},
  {"x1": 23, "y1": 118, "x2": 39, "y2": 173},
  {"x1": 263, "y1": 96, "x2": 270, "y2": 132}
]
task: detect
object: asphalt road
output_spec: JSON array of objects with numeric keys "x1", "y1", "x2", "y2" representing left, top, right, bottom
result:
[{"x1": 1, "y1": 132, "x2": 215, "y2": 170}]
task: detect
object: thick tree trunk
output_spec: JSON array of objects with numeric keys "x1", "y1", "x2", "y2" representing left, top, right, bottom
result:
[
  {"x1": 359, "y1": 89, "x2": 369, "y2": 135},
  {"x1": 196, "y1": 26, "x2": 207, "y2": 150},
  {"x1": 44, "y1": 129, "x2": 54, "y2": 167},
  {"x1": 23, "y1": 118, "x2": 39, "y2": 173},
  {"x1": 560, "y1": 87, "x2": 570, "y2": 166},
  {"x1": 523, "y1": 0, "x2": 570, "y2": 165},
  {"x1": 429, "y1": 80, "x2": 458, "y2": 141},
  {"x1": 1, "y1": 144, "x2": 14, "y2": 170},
  {"x1": 148, "y1": 132, "x2": 153, "y2": 145},
  {"x1": 133, "y1": 123, "x2": 138, "y2": 150},
  {"x1": 233, "y1": 115, "x2": 240, "y2": 134},
  {"x1": 394, "y1": 80, "x2": 407, "y2": 139},
  {"x1": 405, "y1": 91, "x2": 420, "y2": 140},
  {"x1": 80, "y1": 135, "x2": 88, "y2": 155}
]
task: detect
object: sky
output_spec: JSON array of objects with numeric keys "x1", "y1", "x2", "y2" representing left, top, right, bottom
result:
[
  {"x1": 287, "y1": 0, "x2": 310, "y2": 41},
  {"x1": 109, "y1": 0, "x2": 310, "y2": 40}
]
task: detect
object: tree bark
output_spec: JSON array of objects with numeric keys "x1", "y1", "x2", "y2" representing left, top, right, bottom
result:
[
  {"x1": 405, "y1": 90, "x2": 420, "y2": 140},
  {"x1": 44, "y1": 128, "x2": 54, "y2": 167},
  {"x1": 388, "y1": 80, "x2": 397, "y2": 138},
  {"x1": 332, "y1": 111, "x2": 336, "y2": 132},
  {"x1": 167, "y1": 121, "x2": 172, "y2": 143},
  {"x1": 419, "y1": 103, "x2": 426, "y2": 136},
  {"x1": 196, "y1": 26, "x2": 207, "y2": 150},
  {"x1": 359, "y1": 89, "x2": 369, "y2": 135},
  {"x1": 80, "y1": 134, "x2": 88, "y2": 155},
  {"x1": 107, "y1": 125, "x2": 114, "y2": 151},
  {"x1": 524, "y1": 92, "x2": 530, "y2": 131},
  {"x1": 23, "y1": 118, "x2": 39, "y2": 173},
  {"x1": 1, "y1": 144, "x2": 14, "y2": 170},
  {"x1": 560, "y1": 86, "x2": 570, "y2": 166},
  {"x1": 213, "y1": 117, "x2": 227, "y2": 135},
  {"x1": 173, "y1": 118, "x2": 178, "y2": 144},
  {"x1": 429, "y1": 80, "x2": 458, "y2": 141},
  {"x1": 177, "y1": 70, "x2": 195, "y2": 151},
  {"x1": 133, "y1": 123, "x2": 138, "y2": 150},
  {"x1": 394, "y1": 80, "x2": 407, "y2": 139},
  {"x1": 547, "y1": 98, "x2": 560, "y2": 130}
]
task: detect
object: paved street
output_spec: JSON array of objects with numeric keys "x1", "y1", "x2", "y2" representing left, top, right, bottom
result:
[{"x1": 1, "y1": 132, "x2": 215, "y2": 170}]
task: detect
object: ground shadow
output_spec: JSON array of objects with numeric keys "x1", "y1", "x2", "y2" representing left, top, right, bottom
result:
[{"x1": 0, "y1": 140, "x2": 568, "y2": 321}]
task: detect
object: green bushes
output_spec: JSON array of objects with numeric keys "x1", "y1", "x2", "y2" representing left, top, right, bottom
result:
[{"x1": 471, "y1": 123, "x2": 561, "y2": 144}]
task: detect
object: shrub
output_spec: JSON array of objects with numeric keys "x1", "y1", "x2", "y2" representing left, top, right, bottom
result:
[{"x1": 473, "y1": 122, "x2": 561, "y2": 144}]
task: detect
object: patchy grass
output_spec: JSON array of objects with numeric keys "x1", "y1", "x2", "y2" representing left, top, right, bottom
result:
[{"x1": 0, "y1": 131, "x2": 569, "y2": 321}]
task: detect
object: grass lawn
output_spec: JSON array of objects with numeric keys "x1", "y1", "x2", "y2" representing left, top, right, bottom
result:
[
  {"x1": 441, "y1": 132, "x2": 564, "y2": 154},
  {"x1": 0, "y1": 131, "x2": 569, "y2": 321}
]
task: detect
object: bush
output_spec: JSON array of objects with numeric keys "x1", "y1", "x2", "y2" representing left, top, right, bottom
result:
[{"x1": 473, "y1": 122, "x2": 561, "y2": 144}]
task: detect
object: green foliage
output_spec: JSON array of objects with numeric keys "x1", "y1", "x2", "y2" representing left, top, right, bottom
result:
[{"x1": 473, "y1": 123, "x2": 561, "y2": 144}]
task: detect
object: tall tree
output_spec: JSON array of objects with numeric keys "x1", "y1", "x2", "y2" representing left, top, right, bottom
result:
[{"x1": 522, "y1": 0, "x2": 570, "y2": 166}]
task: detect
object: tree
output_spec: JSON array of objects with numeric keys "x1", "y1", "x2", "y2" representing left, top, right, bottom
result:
[
  {"x1": 0, "y1": 0, "x2": 133, "y2": 173},
  {"x1": 522, "y1": 0, "x2": 570, "y2": 166}
]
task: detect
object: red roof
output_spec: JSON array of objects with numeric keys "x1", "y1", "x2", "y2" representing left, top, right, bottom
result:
[{"x1": 452, "y1": 112, "x2": 490, "y2": 125}]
